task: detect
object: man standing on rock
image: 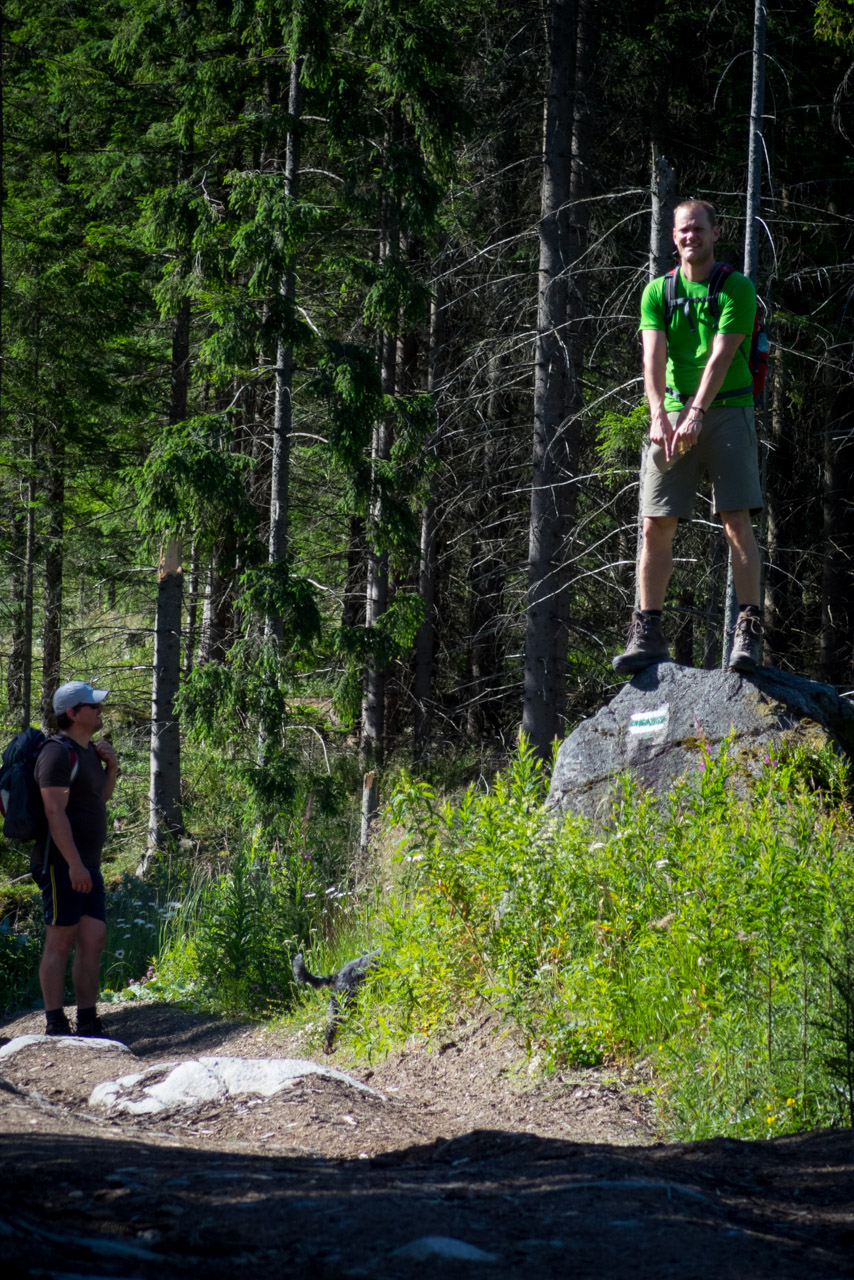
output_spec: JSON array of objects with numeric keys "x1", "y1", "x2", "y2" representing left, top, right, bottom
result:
[
  {"x1": 32, "y1": 681, "x2": 118, "y2": 1037},
  {"x1": 613, "y1": 199, "x2": 764, "y2": 675}
]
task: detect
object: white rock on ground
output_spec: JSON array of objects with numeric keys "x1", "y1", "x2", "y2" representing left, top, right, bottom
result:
[
  {"x1": 89, "y1": 1054, "x2": 383, "y2": 1115},
  {"x1": 0, "y1": 1035, "x2": 132, "y2": 1058}
]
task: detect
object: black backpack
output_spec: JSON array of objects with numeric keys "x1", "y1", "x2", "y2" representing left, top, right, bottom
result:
[
  {"x1": 663, "y1": 263, "x2": 769, "y2": 399},
  {"x1": 0, "y1": 729, "x2": 77, "y2": 842}
]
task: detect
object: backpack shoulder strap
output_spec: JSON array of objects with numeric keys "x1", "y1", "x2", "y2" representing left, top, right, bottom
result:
[
  {"x1": 663, "y1": 267, "x2": 680, "y2": 326},
  {"x1": 706, "y1": 262, "x2": 734, "y2": 325},
  {"x1": 49, "y1": 734, "x2": 79, "y2": 784}
]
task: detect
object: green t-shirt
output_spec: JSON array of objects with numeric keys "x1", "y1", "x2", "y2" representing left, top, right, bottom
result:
[{"x1": 639, "y1": 267, "x2": 756, "y2": 410}]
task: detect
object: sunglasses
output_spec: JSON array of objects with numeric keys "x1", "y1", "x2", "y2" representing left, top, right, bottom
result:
[{"x1": 72, "y1": 702, "x2": 101, "y2": 711}]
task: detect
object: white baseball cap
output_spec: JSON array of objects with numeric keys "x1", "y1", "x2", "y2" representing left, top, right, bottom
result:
[{"x1": 53, "y1": 681, "x2": 109, "y2": 715}]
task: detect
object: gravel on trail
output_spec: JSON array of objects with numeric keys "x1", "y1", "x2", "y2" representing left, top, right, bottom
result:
[{"x1": 1, "y1": 1002, "x2": 852, "y2": 1279}]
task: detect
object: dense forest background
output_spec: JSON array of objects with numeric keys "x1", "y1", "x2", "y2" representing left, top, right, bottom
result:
[{"x1": 3, "y1": 0, "x2": 854, "y2": 861}]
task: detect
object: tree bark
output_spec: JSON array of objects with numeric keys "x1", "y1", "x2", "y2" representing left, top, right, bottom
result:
[
  {"x1": 266, "y1": 56, "x2": 303, "y2": 646},
  {"x1": 360, "y1": 114, "x2": 402, "y2": 786},
  {"x1": 20, "y1": 421, "x2": 37, "y2": 728},
  {"x1": 40, "y1": 428, "x2": 65, "y2": 728},
  {"x1": 148, "y1": 535, "x2": 184, "y2": 853},
  {"x1": 522, "y1": 0, "x2": 584, "y2": 757},
  {"x1": 184, "y1": 539, "x2": 200, "y2": 676},
  {"x1": 722, "y1": 0, "x2": 767, "y2": 661},
  {"x1": 8, "y1": 502, "x2": 27, "y2": 725},
  {"x1": 146, "y1": 295, "x2": 190, "y2": 856}
]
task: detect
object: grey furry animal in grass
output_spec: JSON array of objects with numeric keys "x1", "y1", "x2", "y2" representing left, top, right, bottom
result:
[{"x1": 292, "y1": 951, "x2": 380, "y2": 1054}]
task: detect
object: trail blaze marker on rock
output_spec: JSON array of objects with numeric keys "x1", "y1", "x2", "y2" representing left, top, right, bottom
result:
[{"x1": 628, "y1": 705, "x2": 670, "y2": 738}]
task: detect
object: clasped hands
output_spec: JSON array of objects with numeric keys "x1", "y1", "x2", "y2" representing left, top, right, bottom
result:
[{"x1": 650, "y1": 401, "x2": 704, "y2": 463}]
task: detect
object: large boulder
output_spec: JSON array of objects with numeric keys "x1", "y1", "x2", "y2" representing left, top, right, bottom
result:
[{"x1": 547, "y1": 663, "x2": 854, "y2": 822}]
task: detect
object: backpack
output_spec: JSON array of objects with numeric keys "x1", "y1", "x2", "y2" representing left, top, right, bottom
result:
[
  {"x1": 0, "y1": 729, "x2": 77, "y2": 842},
  {"x1": 663, "y1": 263, "x2": 769, "y2": 400}
]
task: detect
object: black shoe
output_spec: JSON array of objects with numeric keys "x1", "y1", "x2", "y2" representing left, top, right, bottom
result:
[
  {"x1": 45, "y1": 1011, "x2": 72, "y2": 1036},
  {"x1": 74, "y1": 1015, "x2": 107, "y2": 1039}
]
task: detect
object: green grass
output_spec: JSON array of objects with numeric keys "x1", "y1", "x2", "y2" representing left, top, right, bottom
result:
[{"x1": 349, "y1": 737, "x2": 854, "y2": 1140}]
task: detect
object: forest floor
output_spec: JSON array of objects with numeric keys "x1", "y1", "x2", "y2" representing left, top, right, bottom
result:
[{"x1": 0, "y1": 1001, "x2": 852, "y2": 1279}]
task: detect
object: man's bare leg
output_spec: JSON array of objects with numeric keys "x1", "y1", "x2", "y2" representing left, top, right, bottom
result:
[
  {"x1": 639, "y1": 515, "x2": 679, "y2": 610},
  {"x1": 720, "y1": 509, "x2": 761, "y2": 606},
  {"x1": 39, "y1": 924, "x2": 78, "y2": 1012},
  {"x1": 613, "y1": 516, "x2": 679, "y2": 672},
  {"x1": 71, "y1": 915, "x2": 107, "y2": 1010}
]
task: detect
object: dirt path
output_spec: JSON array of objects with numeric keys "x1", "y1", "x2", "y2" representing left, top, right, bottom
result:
[{"x1": 1, "y1": 1003, "x2": 852, "y2": 1279}]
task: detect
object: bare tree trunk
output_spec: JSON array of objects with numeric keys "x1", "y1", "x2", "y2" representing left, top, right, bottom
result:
[
  {"x1": 20, "y1": 422, "x2": 37, "y2": 728},
  {"x1": 413, "y1": 279, "x2": 445, "y2": 761},
  {"x1": 8, "y1": 503, "x2": 27, "y2": 724},
  {"x1": 649, "y1": 151, "x2": 676, "y2": 279},
  {"x1": 146, "y1": 295, "x2": 190, "y2": 858},
  {"x1": 266, "y1": 56, "x2": 303, "y2": 646},
  {"x1": 522, "y1": 0, "x2": 583, "y2": 758},
  {"x1": 722, "y1": 0, "x2": 767, "y2": 661},
  {"x1": 341, "y1": 516, "x2": 366, "y2": 630},
  {"x1": 197, "y1": 553, "x2": 233, "y2": 665},
  {"x1": 359, "y1": 115, "x2": 401, "y2": 824},
  {"x1": 147, "y1": 536, "x2": 184, "y2": 854},
  {"x1": 360, "y1": 353, "x2": 392, "y2": 774},
  {"x1": 40, "y1": 428, "x2": 65, "y2": 727},
  {"x1": 183, "y1": 539, "x2": 200, "y2": 676},
  {"x1": 635, "y1": 151, "x2": 677, "y2": 612}
]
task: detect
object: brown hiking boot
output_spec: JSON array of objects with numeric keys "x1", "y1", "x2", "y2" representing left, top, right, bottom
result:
[
  {"x1": 612, "y1": 610, "x2": 670, "y2": 673},
  {"x1": 728, "y1": 610, "x2": 763, "y2": 673}
]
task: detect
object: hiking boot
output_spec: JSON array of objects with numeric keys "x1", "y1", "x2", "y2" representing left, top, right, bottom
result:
[
  {"x1": 74, "y1": 1014, "x2": 107, "y2": 1039},
  {"x1": 612, "y1": 610, "x2": 670, "y2": 673},
  {"x1": 44, "y1": 1011, "x2": 72, "y2": 1037},
  {"x1": 728, "y1": 610, "x2": 763, "y2": 673}
]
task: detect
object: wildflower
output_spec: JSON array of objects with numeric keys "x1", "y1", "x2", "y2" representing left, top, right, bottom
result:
[
  {"x1": 766, "y1": 1115, "x2": 776, "y2": 1124},
  {"x1": 134, "y1": 918, "x2": 146, "y2": 925},
  {"x1": 786, "y1": 1098, "x2": 795, "y2": 1106},
  {"x1": 115, "y1": 950, "x2": 125, "y2": 959}
]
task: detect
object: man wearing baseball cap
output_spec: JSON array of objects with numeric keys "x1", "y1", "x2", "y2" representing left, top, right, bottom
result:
[{"x1": 32, "y1": 681, "x2": 118, "y2": 1037}]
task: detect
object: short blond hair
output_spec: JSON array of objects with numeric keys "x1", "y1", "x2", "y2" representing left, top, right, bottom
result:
[{"x1": 673, "y1": 199, "x2": 718, "y2": 227}]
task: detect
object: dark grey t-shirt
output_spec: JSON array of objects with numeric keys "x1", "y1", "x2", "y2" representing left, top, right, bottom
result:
[{"x1": 32, "y1": 736, "x2": 108, "y2": 870}]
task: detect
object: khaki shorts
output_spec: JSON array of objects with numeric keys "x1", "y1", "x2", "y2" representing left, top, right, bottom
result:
[{"x1": 642, "y1": 405, "x2": 764, "y2": 521}]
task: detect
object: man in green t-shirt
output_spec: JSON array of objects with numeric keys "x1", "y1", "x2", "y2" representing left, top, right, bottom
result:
[{"x1": 613, "y1": 199, "x2": 764, "y2": 675}]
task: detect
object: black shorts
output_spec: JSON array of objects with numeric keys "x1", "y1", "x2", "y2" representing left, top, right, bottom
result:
[{"x1": 33, "y1": 861, "x2": 106, "y2": 928}]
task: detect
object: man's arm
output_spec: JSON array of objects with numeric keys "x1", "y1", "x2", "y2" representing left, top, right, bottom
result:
[
  {"x1": 40, "y1": 787, "x2": 92, "y2": 894},
  {"x1": 95, "y1": 740, "x2": 118, "y2": 801},
  {"x1": 642, "y1": 329, "x2": 675, "y2": 456},
  {"x1": 671, "y1": 331, "x2": 747, "y2": 450}
]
